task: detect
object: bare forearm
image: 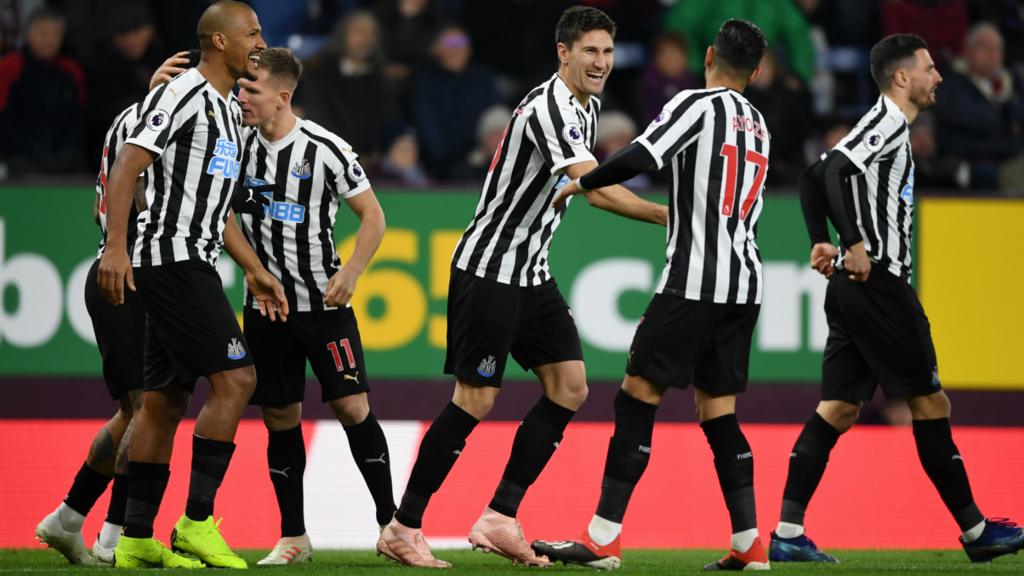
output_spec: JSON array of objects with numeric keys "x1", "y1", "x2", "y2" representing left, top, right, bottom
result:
[
  {"x1": 345, "y1": 210, "x2": 385, "y2": 275},
  {"x1": 222, "y1": 214, "x2": 262, "y2": 274},
  {"x1": 587, "y1": 185, "x2": 667, "y2": 226}
]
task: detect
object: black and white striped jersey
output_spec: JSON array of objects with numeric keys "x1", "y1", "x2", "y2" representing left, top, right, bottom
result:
[
  {"x1": 451, "y1": 73, "x2": 599, "y2": 286},
  {"x1": 635, "y1": 87, "x2": 770, "y2": 304},
  {"x1": 96, "y1": 102, "x2": 146, "y2": 257},
  {"x1": 126, "y1": 68, "x2": 244, "y2": 268},
  {"x1": 238, "y1": 118, "x2": 370, "y2": 312},
  {"x1": 833, "y1": 94, "x2": 914, "y2": 280}
]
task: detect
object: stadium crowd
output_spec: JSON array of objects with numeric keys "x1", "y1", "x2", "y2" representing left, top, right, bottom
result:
[{"x1": 0, "y1": 0, "x2": 1023, "y2": 193}]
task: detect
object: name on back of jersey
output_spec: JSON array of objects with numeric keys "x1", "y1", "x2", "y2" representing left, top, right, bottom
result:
[
  {"x1": 731, "y1": 114, "x2": 768, "y2": 143},
  {"x1": 207, "y1": 137, "x2": 241, "y2": 180}
]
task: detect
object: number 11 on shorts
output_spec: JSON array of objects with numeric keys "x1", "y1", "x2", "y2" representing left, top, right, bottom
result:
[{"x1": 327, "y1": 338, "x2": 356, "y2": 371}]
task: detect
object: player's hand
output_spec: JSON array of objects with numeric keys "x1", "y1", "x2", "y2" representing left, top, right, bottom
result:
[
  {"x1": 552, "y1": 178, "x2": 585, "y2": 209},
  {"x1": 845, "y1": 242, "x2": 871, "y2": 282},
  {"x1": 324, "y1": 267, "x2": 359, "y2": 308},
  {"x1": 810, "y1": 243, "x2": 839, "y2": 278},
  {"x1": 231, "y1": 181, "x2": 274, "y2": 218},
  {"x1": 246, "y1": 267, "x2": 289, "y2": 322},
  {"x1": 97, "y1": 249, "x2": 135, "y2": 305},
  {"x1": 150, "y1": 51, "x2": 192, "y2": 90}
]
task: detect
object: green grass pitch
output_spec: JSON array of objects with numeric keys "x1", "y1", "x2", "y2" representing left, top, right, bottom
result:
[{"x1": 1, "y1": 549, "x2": 1023, "y2": 575}]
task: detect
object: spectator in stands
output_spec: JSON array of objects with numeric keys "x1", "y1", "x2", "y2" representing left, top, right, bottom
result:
[
  {"x1": 910, "y1": 112, "x2": 970, "y2": 191},
  {"x1": 453, "y1": 104, "x2": 509, "y2": 183},
  {"x1": 797, "y1": 0, "x2": 880, "y2": 49},
  {"x1": 296, "y1": 10, "x2": 398, "y2": 168},
  {"x1": 933, "y1": 22, "x2": 1024, "y2": 190},
  {"x1": 87, "y1": 4, "x2": 163, "y2": 159},
  {"x1": 881, "y1": 0, "x2": 969, "y2": 67},
  {"x1": 412, "y1": 24, "x2": 499, "y2": 180},
  {"x1": 0, "y1": 6, "x2": 86, "y2": 175},
  {"x1": 663, "y1": 0, "x2": 815, "y2": 84},
  {"x1": 638, "y1": 31, "x2": 699, "y2": 124},
  {"x1": 380, "y1": 130, "x2": 430, "y2": 187},
  {"x1": 374, "y1": 0, "x2": 443, "y2": 82},
  {"x1": 595, "y1": 110, "x2": 651, "y2": 189},
  {"x1": 746, "y1": 49, "x2": 814, "y2": 186}
]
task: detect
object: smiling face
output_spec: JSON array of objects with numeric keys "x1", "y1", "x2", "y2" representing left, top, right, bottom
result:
[
  {"x1": 222, "y1": 7, "x2": 266, "y2": 81},
  {"x1": 558, "y1": 29, "x2": 615, "y2": 100}
]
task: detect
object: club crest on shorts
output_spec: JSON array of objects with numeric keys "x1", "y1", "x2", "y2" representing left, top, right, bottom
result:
[
  {"x1": 562, "y1": 123, "x2": 584, "y2": 146},
  {"x1": 477, "y1": 355, "x2": 497, "y2": 378},
  {"x1": 227, "y1": 338, "x2": 246, "y2": 360}
]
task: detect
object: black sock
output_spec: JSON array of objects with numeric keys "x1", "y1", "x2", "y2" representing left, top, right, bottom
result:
[
  {"x1": 701, "y1": 413, "x2": 757, "y2": 534},
  {"x1": 780, "y1": 412, "x2": 841, "y2": 526},
  {"x1": 395, "y1": 402, "x2": 478, "y2": 529},
  {"x1": 489, "y1": 396, "x2": 576, "y2": 517},
  {"x1": 913, "y1": 418, "x2": 985, "y2": 531},
  {"x1": 124, "y1": 462, "x2": 170, "y2": 538},
  {"x1": 64, "y1": 462, "x2": 112, "y2": 517},
  {"x1": 344, "y1": 412, "x2": 397, "y2": 526},
  {"x1": 184, "y1": 436, "x2": 235, "y2": 522},
  {"x1": 267, "y1": 425, "x2": 306, "y2": 537},
  {"x1": 105, "y1": 474, "x2": 129, "y2": 526},
  {"x1": 594, "y1": 390, "x2": 658, "y2": 523}
]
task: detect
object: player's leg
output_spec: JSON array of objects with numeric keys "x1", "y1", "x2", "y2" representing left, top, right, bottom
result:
[
  {"x1": 468, "y1": 360, "x2": 585, "y2": 566},
  {"x1": 93, "y1": 389, "x2": 144, "y2": 564},
  {"x1": 380, "y1": 268, "x2": 515, "y2": 568},
  {"x1": 693, "y1": 304, "x2": 768, "y2": 572},
  {"x1": 771, "y1": 275, "x2": 873, "y2": 563},
  {"x1": 311, "y1": 308, "x2": 397, "y2": 528}
]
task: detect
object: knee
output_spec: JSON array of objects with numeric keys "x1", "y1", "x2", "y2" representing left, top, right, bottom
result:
[
  {"x1": 552, "y1": 379, "x2": 588, "y2": 411},
  {"x1": 817, "y1": 401, "x2": 861, "y2": 433},
  {"x1": 453, "y1": 382, "x2": 496, "y2": 419},
  {"x1": 218, "y1": 367, "x2": 257, "y2": 400},
  {"x1": 262, "y1": 404, "x2": 301, "y2": 431},
  {"x1": 330, "y1": 394, "x2": 370, "y2": 427},
  {"x1": 694, "y1": 392, "x2": 735, "y2": 422},
  {"x1": 908, "y1": 391, "x2": 951, "y2": 420}
]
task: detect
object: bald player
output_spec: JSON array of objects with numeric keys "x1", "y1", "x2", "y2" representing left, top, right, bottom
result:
[{"x1": 98, "y1": 1, "x2": 276, "y2": 569}]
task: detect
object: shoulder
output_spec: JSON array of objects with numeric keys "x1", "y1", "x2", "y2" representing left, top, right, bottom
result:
[{"x1": 301, "y1": 119, "x2": 357, "y2": 161}]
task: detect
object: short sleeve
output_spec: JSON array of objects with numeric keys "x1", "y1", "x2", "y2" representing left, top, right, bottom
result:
[
  {"x1": 525, "y1": 92, "x2": 596, "y2": 174},
  {"x1": 835, "y1": 112, "x2": 907, "y2": 173},
  {"x1": 334, "y1": 146, "x2": 371, "y2": 199},
  {"x1": 634, "y1": 91, "x2": 709, "y2": 170},
  {"x1": 125, "y1": 81, "x2": 196, "y2": 157}
]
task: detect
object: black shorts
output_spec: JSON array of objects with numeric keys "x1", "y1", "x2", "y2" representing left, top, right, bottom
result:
[
  {"x1": 626, "y1": 294, "x2": 760, "y2": 395},
  {"x1": 245, "y1": 307, "x2": 369, "y2": 406},
  {"x1": 134, "y1": 260, "x2": 253, "y2": 392},
  {"x1": 444, "y1": 267, "x2": 583, "y2": 387},
  {"x1": 821, "y1": 267, "x2": 941, "y2": 403},
  {"x1": 84, "y1": 258, "x2": 146, "y2": 400}
]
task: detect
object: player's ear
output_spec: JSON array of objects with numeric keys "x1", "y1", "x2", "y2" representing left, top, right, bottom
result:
[
  {"x1": 278, "y1": 89, "x2": 291, "y2": 109},
  {"x1": 893, "y1": 67, "x2": 910, "y2": 90},
  {"x1": 704, "y1": 46, "x2": 714, "y2": 71},
  {"x1": 556, "y1": 41, "x2": 570, "y2": 66},
  {"x1": 748, "y1": 64, "x2": 762, "y2": 85},
  {"x1": 211, "y1": 31, "x2": 228, "y2": 52}
]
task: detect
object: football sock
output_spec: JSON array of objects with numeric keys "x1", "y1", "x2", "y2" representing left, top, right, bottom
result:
[
  {"x1": 701, "y1": 414, "x2": 757, "y2": 535},
  {"x1": 732, "y1": 528, "x2": 759, "y2": 553},
  {"x1": 962, "y1": 519, "x2": 986, "y2": 543},
  {"x1": 594, "y1": 390, "x2": 657, "y2": 524},
  {"x1": 344, "y1": 412, "x2": 397, "y2": 526},
  {"x1": 98, "y1": 521, "x2": 122, "y2": 549},
  {"x1": 64, "y1": 462, "x2": 112, "y2": 518},
  {"x1": 395, "y1": 402, "x2": 479, "y2": 529},
  {"x1": 489, "y1": 396, "x2": 575, "y2": 517},
  {"x1": 912, "y1": 418, "x2": 985, "y2": 532},
  {"x1": 267, "y1": 425, "x2": 306, "y2": 537},
  {"x1": 775, "y1": 521, "x2": 805, "y2": 539},
  {"x1": 124, "y1": 462, "x2": 170, "y2": 538},
  {"x1": 779, "y1": 412, "x2": 840, "y2": 527},
  {"x1": 587, "y1": 515, "x2": 622, "y2": 547},
  {"x1": 184, "y1": 436, "x2": 235, "y2": 522}
]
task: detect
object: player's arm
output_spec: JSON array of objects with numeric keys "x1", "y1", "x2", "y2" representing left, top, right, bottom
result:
[
  {"x1": 325, "y1": 188, "x2": 385, "y2": 307},
  {"x1": 798, "y1": 160, "x2": 839, "y2": 277},
  {"x1": 556, "y1": 145, "x2": 667, "y2": 226},
  {"x1": 223, "y1": 213, "x2": 288, "y2": 321},
  {"x1": 149, "y1": 50, "x2": 198, "y2": 90},
  {"x1": 93, "y1": 193, "x2": 101, "y2": 226},
  {"x1": 97, "y1": 144, "x2": 154, "y2": 305},
  {"x1": 817, "y1": 149, "x2": 871, "y2": 281}
]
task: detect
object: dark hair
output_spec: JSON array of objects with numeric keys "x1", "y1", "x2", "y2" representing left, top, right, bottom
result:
[
  {"x1": 653, "y1": 31, "x2": 688, "y2": 55},
  {"x1": 870, "y1": 33, "x2": 928, "y2": 90},
  {"x1": 26, "y1": 6, "x2": 64, "y2": 28},
  {"x1": 713, "y1": 19, "x2": 766, "y2": 75},
  {"x1": 259, "y1": 47, "x2": 303, "y2": 90},
  {"x1": 555, "y1": 5, "x2": 616, "y2": 48}
]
